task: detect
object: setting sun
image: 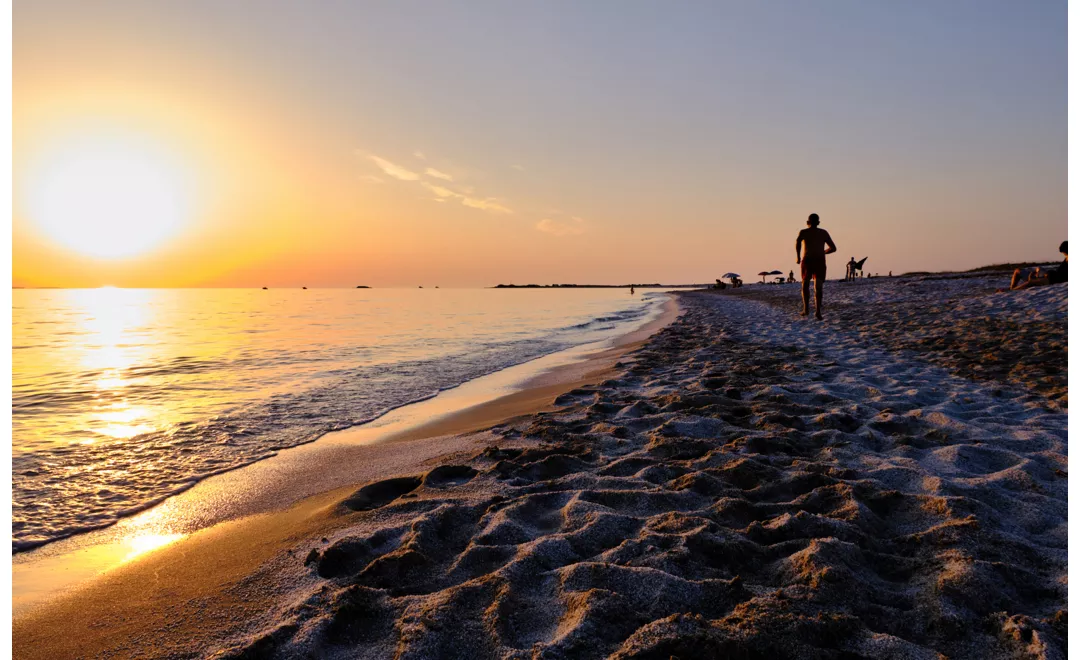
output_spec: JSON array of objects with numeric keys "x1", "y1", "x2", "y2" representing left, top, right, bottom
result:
[{"x1": 24, "y1": 131, "x2": 196, "y2": 259}]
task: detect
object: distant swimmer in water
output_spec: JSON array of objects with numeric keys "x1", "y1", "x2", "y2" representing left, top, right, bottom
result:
[
  {"x1": 795, "y1": 213, "x2": 837, "y2": 320},
  {"x1": 630, "y1": 285, "x2": 635, "y2": 295}
]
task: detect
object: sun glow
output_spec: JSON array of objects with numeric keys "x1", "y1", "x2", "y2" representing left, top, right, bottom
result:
[{"x1": 25, "y1": 132, "x2": 196, "y2": 259}]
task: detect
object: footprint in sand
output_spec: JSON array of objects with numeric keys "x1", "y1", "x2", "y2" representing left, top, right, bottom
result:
[
  {"x1": 343, "y1": 476, "x2": 422, "y2": 511},
  {"x1": 422, "y1": 465, "x2": 479, "y2": 488}
]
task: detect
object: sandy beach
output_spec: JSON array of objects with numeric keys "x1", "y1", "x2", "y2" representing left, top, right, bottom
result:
[{"x1": 14, "y1": 277, "x2": 1067, "y2": 659}]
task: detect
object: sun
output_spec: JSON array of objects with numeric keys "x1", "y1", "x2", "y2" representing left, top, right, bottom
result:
[{"x1": 25, "y1": 132, "x2": 196, "y2": 259}]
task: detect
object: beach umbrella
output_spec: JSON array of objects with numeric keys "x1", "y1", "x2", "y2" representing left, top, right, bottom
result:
[
  {"x1": 722, "y1": 272, "x2": 739, "y2": 279},
  {"x1": 757, "y1": 271, "x2": 771, "y2": 283},
  {"x1": 768, "y1": 270, "x2": 783, "y2": 275}
]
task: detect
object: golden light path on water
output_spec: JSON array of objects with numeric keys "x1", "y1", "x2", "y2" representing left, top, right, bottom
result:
[{"x1": 75, "y1": 287, "x2": 160, "y2": 443}]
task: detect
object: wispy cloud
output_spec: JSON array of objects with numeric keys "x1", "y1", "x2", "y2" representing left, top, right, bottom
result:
[
  {"x1": 536, "y1": 217, "x2": 585, "y2": 237},
  {"x1": 423, "y1": 183, "x2": 457, "y2": 198},
  {"x1": 463, "y1": 197, "x2": 513, "y2": 214},
  {"x1": 425, "y1": 167, "x2": 454, "y2": 181},
  {"x1": 358, "y1": 149, "x2": 515, "y2": 215},
  {"x1": 421, "y1": 181, "x2": 512, "y2": 214},
  {"x1": 369, "y1": 155, "x2": 420, "y2": 181},
  {"x1": 511, "y1": 164, "x2": 525, "y2": 171}
]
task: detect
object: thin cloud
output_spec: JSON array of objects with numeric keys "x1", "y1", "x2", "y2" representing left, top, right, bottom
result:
[
  {"x1": 369, "y1": 155, "x2": 420, "y2": 181},
  {"x1": 423, "y1": 183, "x2": 457, "y2": 198},
  {"x1": 421, "y1": 182, "x2": 513, "y2": 214},
  {"x1": 359, "y1": 149, "x2": 512, "y2": 215},
  {"x1": 511, "y1": 164, "x2": 525, "y2": 171},
  {"x1": 463, "y1": 197, "x2": 513, "y2": 214},
  {"x1": 425, "y1": 167, "x2": 454, "y2": 181},
  {"x1": 536, "y1": 217, "x2": 585, "y2": 237}
]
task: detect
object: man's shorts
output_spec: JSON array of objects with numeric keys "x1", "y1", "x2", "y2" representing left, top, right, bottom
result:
[{"x1": 801, "y1": 256, "x2": 827, "y2": 281}]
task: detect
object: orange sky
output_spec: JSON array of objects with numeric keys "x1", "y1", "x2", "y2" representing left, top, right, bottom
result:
[{"x1": 13, "y1": 2, "x2": 1066, "y2": 288}]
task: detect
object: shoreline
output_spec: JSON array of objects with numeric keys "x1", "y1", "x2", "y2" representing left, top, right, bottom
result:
[
  {"x1": 14, "y1": 280, "x2": 1068, "y2": 658},
  {"x1": 13, "y1": 297, "x2": 682, "y2": 650}
]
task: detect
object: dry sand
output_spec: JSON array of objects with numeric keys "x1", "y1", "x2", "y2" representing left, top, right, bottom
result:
[
  {"x1": 725, "y1": 274, "x2": 1067, "y2": 407},
  {"x1": 14, "y1": 281, "x2": 1068, "y2": 659}
]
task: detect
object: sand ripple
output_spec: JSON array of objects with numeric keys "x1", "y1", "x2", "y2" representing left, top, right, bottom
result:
[{"x1": 218, "y1": 290, "x2": 1066, "y2": 659}]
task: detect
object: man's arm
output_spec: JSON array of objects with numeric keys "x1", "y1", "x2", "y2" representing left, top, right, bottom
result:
[
  {"x1": 795, "y1": 232, "x2": 803, "y2": 264},
  {"x1": 823, "y1": 231, "x2": 837, "y2": 255}
]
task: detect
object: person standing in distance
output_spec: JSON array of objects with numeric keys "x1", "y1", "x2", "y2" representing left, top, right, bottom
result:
[{"x1": 795, "y1": 213, "x2": 837, "y2": 319}]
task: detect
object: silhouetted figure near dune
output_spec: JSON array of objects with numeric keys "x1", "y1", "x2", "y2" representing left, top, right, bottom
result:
[{"x1": 795, "y1": 213, "x2": 837, "y2": 319}]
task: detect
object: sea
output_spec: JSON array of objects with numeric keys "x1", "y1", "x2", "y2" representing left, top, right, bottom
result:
[{"x1": 12, "y1": 287, "x2": 669, "y2": 551}]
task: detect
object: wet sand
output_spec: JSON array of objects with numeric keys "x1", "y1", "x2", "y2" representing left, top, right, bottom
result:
[{"x1": 14, "y1": 281, "x2": 1068, "y2": 658}]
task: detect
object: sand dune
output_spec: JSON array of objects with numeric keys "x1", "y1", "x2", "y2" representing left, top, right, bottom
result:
[{"x1": 217, "y1": 284, "x2": 1067, "y2": 659}]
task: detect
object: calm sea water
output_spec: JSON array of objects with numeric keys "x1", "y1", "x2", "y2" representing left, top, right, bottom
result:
[{"x1": 12, "y1": 287, "x2": 667, "y2": 551}]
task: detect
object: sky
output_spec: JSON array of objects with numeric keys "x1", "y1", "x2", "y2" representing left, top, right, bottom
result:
[{"x1": 13, "y1": 1, "x2": 1066, "y2": 287}]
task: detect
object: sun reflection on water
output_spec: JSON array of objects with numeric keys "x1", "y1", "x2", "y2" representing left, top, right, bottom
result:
[{"x1": 64, "y1": 288, "x2": 163, "y2": 442}]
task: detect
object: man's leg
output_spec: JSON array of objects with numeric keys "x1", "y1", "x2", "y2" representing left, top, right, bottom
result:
[
  {"x1": 814, "y1": 276, "x2": 824, "y2": 320},
  {"x1": 801, "y1": 277, "x2": 811, "y2": 316},
  {"x1": 1010, "y1": 268, "x2": 1044, "y2": 290}
]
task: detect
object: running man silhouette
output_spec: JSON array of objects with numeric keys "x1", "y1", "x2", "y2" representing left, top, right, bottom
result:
[{"x1": 795, "y1": 213, "x2": 837, "y2": 319}]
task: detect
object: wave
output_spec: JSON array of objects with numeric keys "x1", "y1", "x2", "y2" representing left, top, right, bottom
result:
[{"x1": 13, "y1": 297, "x2": 666, "y2": 552}]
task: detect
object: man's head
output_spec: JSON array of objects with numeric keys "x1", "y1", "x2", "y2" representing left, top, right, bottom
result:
[
  {"x1": 1060, "y1": 240, "x2": 1068, "y2": 256},
  {"x1": 807, "y1": 213, "x2": 820, "y2": 227}
]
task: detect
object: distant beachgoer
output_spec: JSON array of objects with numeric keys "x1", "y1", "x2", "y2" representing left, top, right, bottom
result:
[
  {"x1": 795, "y1": 213, "x2": 837, "y2": 319},
  {"x1": 787, "y1": 270, "x2": 795, "y2": 283},
  {"x1": 1010, "y1": 241, "x2": 1067, "y2": 290},
  {"x1": 630, "y1": 285, "x2": 635, "y2": 295},
  {"x1": 844, "y1": 257, "x2": 856, "y2": 282}
]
